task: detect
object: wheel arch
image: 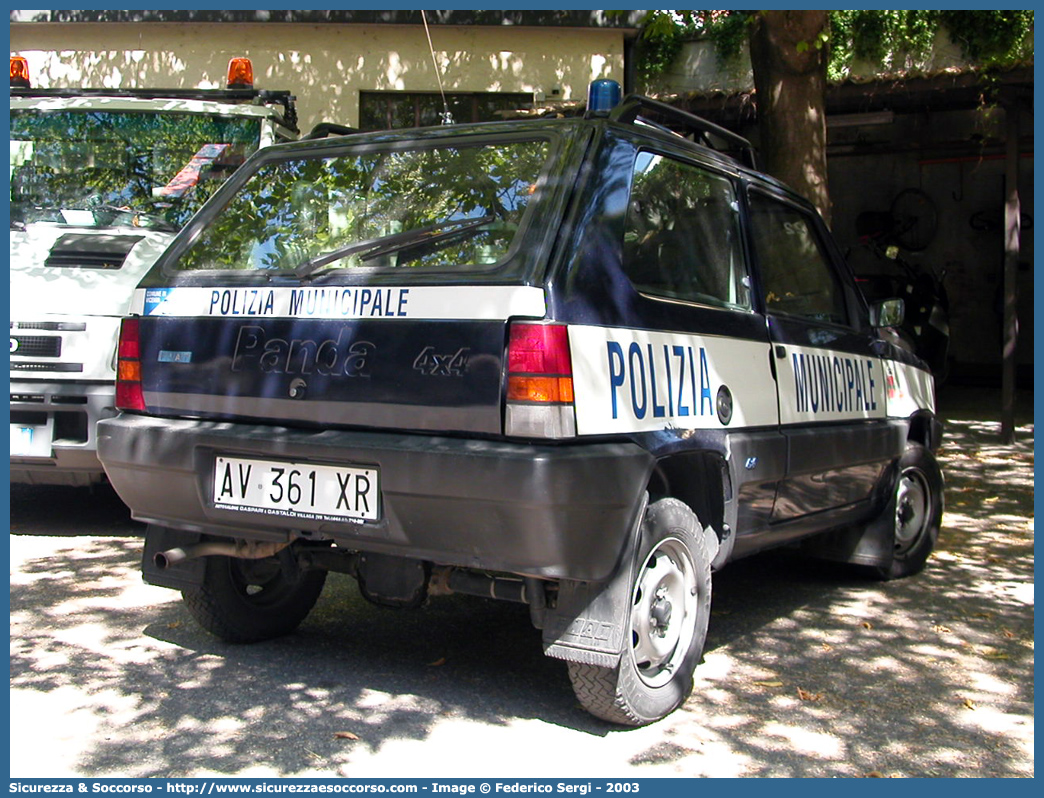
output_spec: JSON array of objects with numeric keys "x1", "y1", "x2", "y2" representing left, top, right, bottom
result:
[
  {"x1": 648, "y1": 449, "x2": 735, "y2": 569},
  {"x1": 907, "y1": 409, "x2": 943, "y2": 452}
]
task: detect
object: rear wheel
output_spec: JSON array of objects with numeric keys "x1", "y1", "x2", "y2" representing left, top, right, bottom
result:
[
  {"x1": 875, "y1": 444, "x2": 943, "y2": 580},
  {"x1": 568, "y1": 499, "x2": 712, "y2": 726},
  {"x1": 182, "y1": 546, "x2": 327, "y2": 643}
]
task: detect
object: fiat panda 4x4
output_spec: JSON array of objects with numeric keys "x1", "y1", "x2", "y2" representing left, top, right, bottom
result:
[{"x1": 97, "y1": 85, "x2": 943, "y2": 726}]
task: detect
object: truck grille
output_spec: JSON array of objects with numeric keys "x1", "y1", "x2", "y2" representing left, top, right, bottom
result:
[
  {"x1": 11, "y1": 362, "x2": 83, "y2": 372},
  {"x1": 11, "y1": 335, "x2": 61, "y2": 358},
  {"x1": 12, "y1": 321, "x2": 87, "y2": 332}
]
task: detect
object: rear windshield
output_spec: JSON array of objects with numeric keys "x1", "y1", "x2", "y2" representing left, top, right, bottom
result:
[{"x1": 172, "y1": 138, "x2": 553, "y2": 275}]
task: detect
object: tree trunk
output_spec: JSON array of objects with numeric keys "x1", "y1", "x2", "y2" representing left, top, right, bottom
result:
[{"x1": 749, "y1": 10, "x2": 831, "y2": 227}]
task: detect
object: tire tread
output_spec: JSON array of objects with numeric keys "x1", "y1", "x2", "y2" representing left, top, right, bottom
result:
[
  {"x1": 567, "y1": 661, "x2": 642, "y2": 726},
  {"x1": 182, "y1": 556, "x2": 327, "y2": 643}
]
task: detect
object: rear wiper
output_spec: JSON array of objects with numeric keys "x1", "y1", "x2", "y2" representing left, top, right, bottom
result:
[{"x1": 294, "y1": 215, "x2": 495, "y2": 278}]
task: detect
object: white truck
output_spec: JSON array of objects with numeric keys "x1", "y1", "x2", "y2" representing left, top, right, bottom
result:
[{"x1": 10, "y1": 56, "x2": 301, "y2": 486}]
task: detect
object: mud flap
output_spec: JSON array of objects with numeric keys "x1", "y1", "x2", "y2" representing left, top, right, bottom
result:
[
  {"x1": 141, "y1": 525, "x2": 206, "y2": 591},
  {"x1": 800, "y1": 461, "x2": 899, "y2": 569},
  {"x1": 541, "y1": 496, "x2": 720, "y2": 667}
]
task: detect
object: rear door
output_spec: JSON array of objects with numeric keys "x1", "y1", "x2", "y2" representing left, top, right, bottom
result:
[
  {"x1": 131, "y1": 284, "x2": 546, "y2": 436},
  {"x1": 129, "y1": 129, "x2": 576, "y2": 438},
  {"x1": 746, "y1": 188, "x2": 894, "y2": 521}
]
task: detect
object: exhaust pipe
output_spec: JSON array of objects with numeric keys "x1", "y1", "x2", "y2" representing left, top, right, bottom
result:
[{"x1": 154, "y1": 540, "x2": 290, "y2": 570}]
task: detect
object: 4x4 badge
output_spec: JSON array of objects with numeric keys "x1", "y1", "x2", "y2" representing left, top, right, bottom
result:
[{"x1": 413, "y1": 346, "x2": 470, "y2": 377}]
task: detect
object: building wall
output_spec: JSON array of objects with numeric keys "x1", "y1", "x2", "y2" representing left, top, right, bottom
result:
[
  {"x1": 10, "y1": 21, "x2": 626, "y2": 132},
  {"x1": 826, "y1": 110, "x2": 1034, "y2": 378},
  {"x1": 653, "y1": 41, "x2": 1034, "y2": 380}
]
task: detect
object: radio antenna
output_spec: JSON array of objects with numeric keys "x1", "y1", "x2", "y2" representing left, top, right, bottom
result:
[{"x1": 422, "y1": 10, "x2": 454, "y2": 125}]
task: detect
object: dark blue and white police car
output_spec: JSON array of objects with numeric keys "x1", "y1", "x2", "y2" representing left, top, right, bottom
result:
[{"x1": 98, "y1": 84, "x2": 943, "y2": 726}]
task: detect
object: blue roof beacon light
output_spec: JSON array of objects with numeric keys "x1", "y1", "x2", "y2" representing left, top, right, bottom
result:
[{"x1": 587, "y1": 79, "x2": 621, "y2": 114}]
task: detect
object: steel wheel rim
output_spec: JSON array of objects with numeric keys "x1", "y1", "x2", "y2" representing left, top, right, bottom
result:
[
  {"x1": 894, "y1": 467, "x2": 931, "y2": 555},
  {"x1": 630, "y1": 536, "x2": 699, "y2": 689}
]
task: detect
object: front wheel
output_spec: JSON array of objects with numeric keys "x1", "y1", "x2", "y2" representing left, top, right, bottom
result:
[
  {"x1": 182, "y1": 545, "x2": 327, "y2": 643},
  {"x1": 875, "y1": 444, "x2": 944, "y2": 580},
  {"x1": 568, "y1": 499, "x2": 712, "y2": 726}
]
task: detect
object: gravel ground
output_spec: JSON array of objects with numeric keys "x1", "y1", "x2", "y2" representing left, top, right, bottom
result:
[{"x1": 8, "y1": 386, "x2": 1034, "y2": 778}]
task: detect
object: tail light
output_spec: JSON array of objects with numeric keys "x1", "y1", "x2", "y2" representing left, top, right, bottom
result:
[
  {"x1": 505, "y1": 322, "x2": 576, "y2": 439},
  {"x1": 10, "y1": 56, "x2": 31, "y2": 88},
  {"x1": 115, "y1": 317, "x2": 146, "y2": 412},
  {"x1": 226, "y1": 57, "x2": 254, "y2": 89}
]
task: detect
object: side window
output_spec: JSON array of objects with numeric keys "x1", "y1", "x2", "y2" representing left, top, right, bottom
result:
[
  {"x1": 622, "y1": 152, "x2": 749, "y2": 310},
  {"x1": 748, "y1": 193, "x2": 849, "y2": 325}
]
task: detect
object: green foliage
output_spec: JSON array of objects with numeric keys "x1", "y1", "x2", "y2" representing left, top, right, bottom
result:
[
  {"x1": 702, "y1": 11, "x2": 754, "y2": 65},
  {"x1": 635, "y1": 9, "x2": 1034, "y2": 84},
  {"x1": 632, "y1": 11, "x2": 691, "y2": 83},
  {"x1": 938, "y1": 9, "x2": 1034, "y2": 65},
  {"x1": 828, "y1": 10, "x2": 940, "y2": 79}
]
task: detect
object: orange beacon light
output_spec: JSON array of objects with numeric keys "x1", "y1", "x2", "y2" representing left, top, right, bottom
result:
[
  {"x1": 226, "y1": 57, "x2": 254, "y2": 89},
  {"x1": 10, "y1": 56, "x2": 31, "y2": 88}
]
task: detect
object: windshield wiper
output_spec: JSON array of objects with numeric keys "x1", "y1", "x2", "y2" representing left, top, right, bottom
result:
[
  {"x1": 85, "y1": 199, "x2": 178, "y2": 233},
  {"x1": 294, "y1": 215, "x2": 495, "y2": 278}
]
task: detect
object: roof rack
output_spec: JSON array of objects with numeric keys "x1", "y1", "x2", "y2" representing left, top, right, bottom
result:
[
  {"x1": 608, "y1": 94, "x2": 757, "y2": 170},
  {"x1": 302, "y1": 122, "x2": 359, "y2": 140},
  {"x1": 9, "y1": 87, "x2": 299, "y2": 132}
]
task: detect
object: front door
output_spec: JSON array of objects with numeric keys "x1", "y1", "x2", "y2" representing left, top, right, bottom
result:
[{"x1": 747, "y1": 189, "x2": 894, "y2": 522}]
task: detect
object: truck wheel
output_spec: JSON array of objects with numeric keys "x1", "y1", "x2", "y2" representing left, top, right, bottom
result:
[
  {"x1": 568, "y1": 499, "x2": 712, "y2": 726},
  {"x1": 182, "y1": 549, "x2": 327, "y2": 643},
  {"x1": 875, "y1": 444, "x2": 944, "y2": 580}
]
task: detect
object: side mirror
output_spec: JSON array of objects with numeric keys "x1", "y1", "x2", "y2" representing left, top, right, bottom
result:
[{"x1": 869, "y1": 297, "x2": 905, "y2": 328}]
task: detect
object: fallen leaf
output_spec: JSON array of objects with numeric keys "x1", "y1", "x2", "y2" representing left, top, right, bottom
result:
[
  {"x1": 167, "y1": 621, "x2": 182, "y2": 630},
  {"x1": 863, "y1": 771, "x2": 883, "y2": 778},
  {"x1": 1001, "y1": 629, "x2": 1016, "y2": 639},
  {"x1": 334, "y1": 731, "x2": 360, "y2": 740},
  {"x1": 753, "y1": 680, "x2": 783, "y2": 688},
  {"x1": 963, "y1": 698, "x2": 977, "y2": 710},
  {"x1": 862, "y1": 621, "x2": 873, "y2": 630},
  {"x1": 821, "y1": 643, "x2": 833, "y2": 652},
  {"x1": 428, "y1": 657, "x2": 447, "y2": 667},
  {"x1": 984, "y1": 496, "x2": 999, "y2": 504},
  {"x1": 797, "y1": 687, "x2": 821, "y2": 701},
  {"x1": 933, "y1": 624, "x2": 952, "y2": 633}
]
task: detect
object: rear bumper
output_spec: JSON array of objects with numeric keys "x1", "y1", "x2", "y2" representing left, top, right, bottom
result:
[{"x1": 97, "y1": 414, "x2": 654, "y2": 581}]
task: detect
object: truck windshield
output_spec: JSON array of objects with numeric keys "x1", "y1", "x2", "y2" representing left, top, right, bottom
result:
[
  {"x1": 171, "y1": 138, "x2": 552, "y2": 274},
  {"x1": 10, "y1": 109, "x2": 261, "y2": 231}
]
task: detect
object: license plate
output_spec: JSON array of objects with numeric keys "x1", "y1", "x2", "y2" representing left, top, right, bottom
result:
[
  {"x1": 10, "y1": 424, "x2": 49, "y2": 457},
  {"x1": 213, "y1": 456, "x2": 380, "y2": 522}
]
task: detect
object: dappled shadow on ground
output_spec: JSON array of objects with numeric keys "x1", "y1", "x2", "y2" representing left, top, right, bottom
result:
[
  {"x1": 10, "y1": 539, "x2": 577, "y2": 776},
  {"x1": 8, "y1": 387, "x2": 1033, "y2": 777},
  {"x1": 653, "y1": 386, "x2": 1034, "y2": 777},
  {"x1": 10, "y1": 482, "x2": 141, "y2": 536}
]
